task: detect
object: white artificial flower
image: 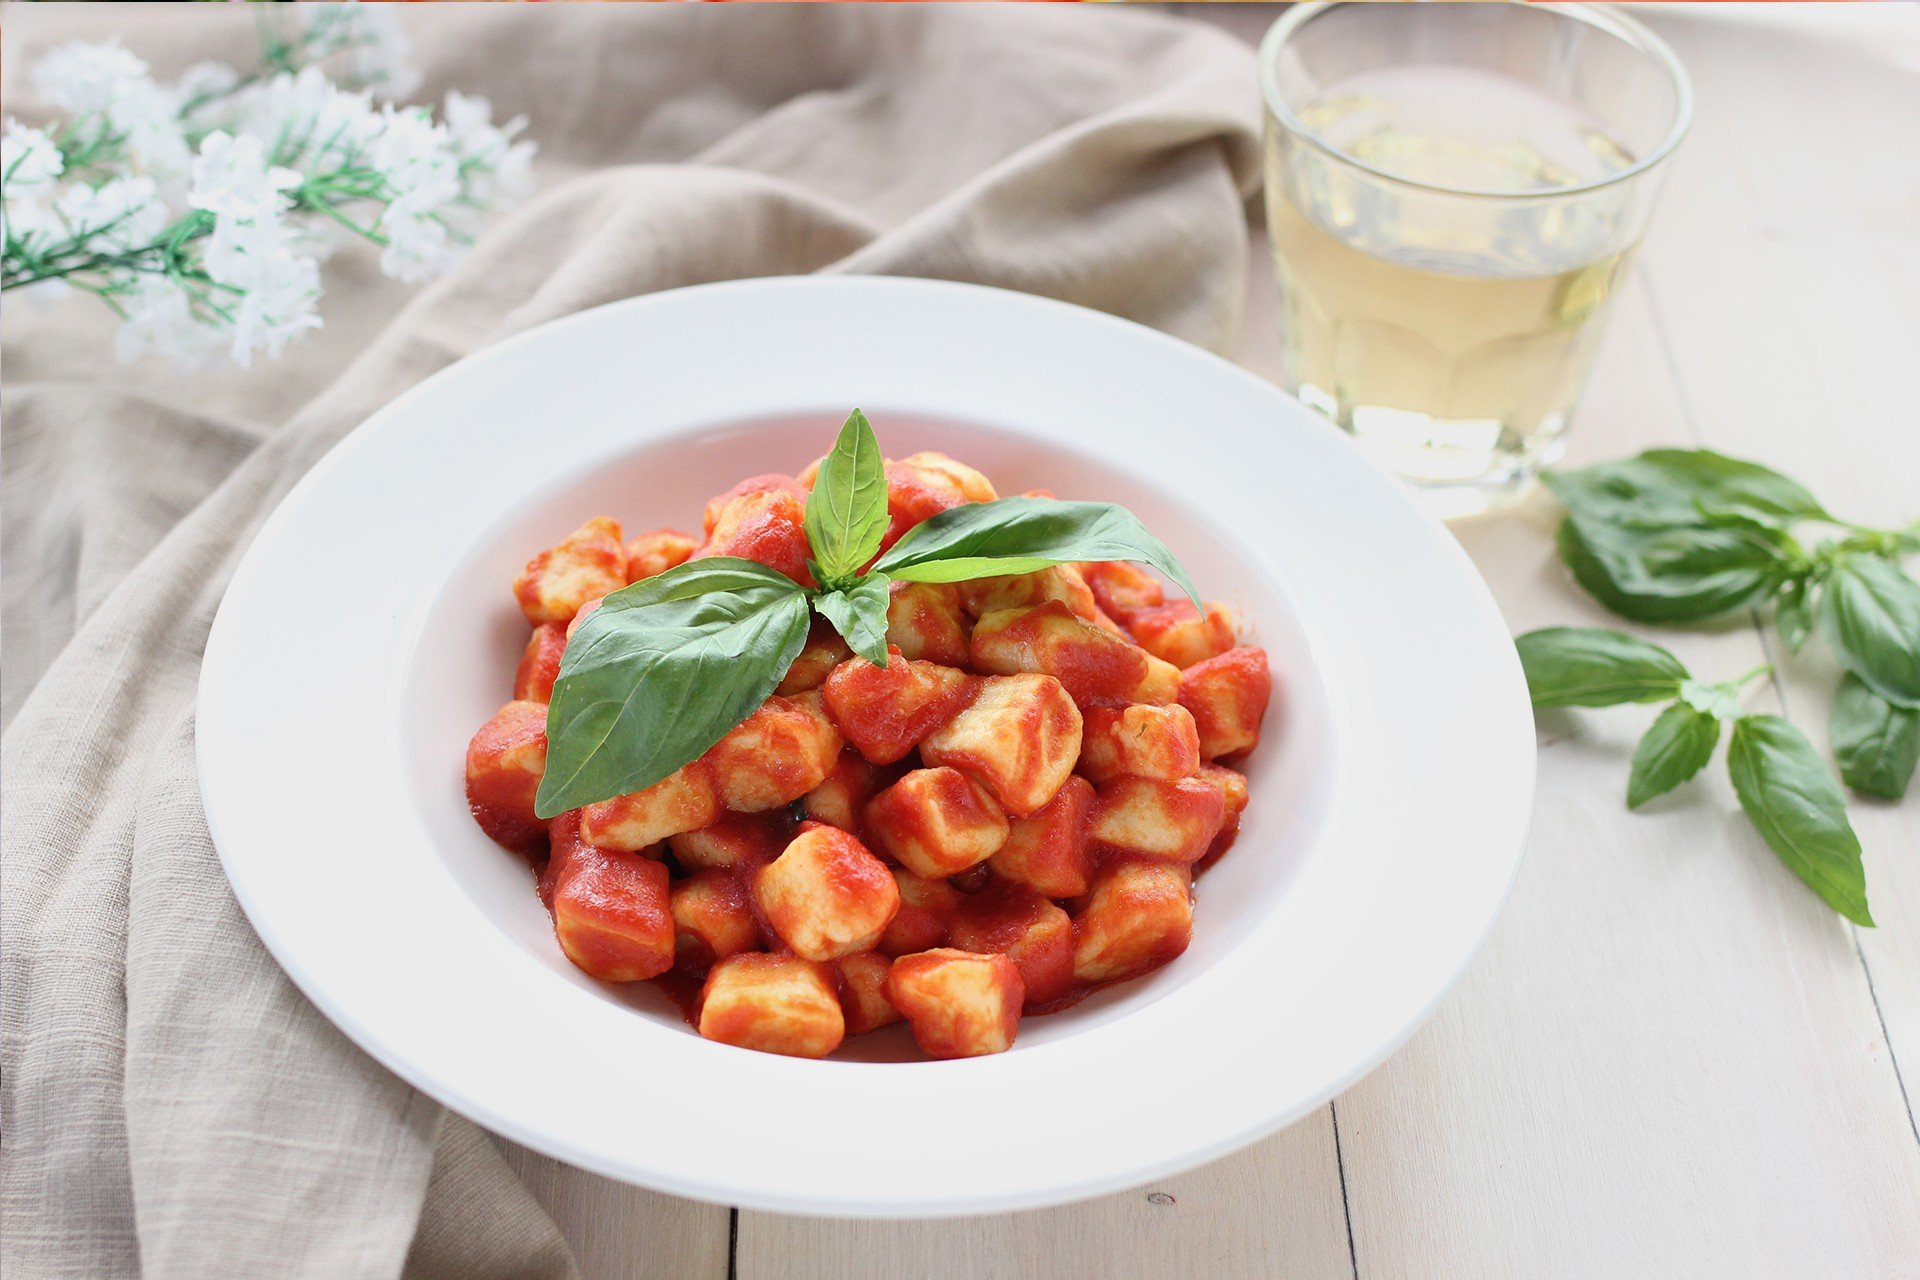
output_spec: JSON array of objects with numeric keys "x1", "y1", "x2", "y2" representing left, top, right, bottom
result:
[
  {"x1": 3, "y1": 118, "x2": 66, "y2": 186},
  {"x1": 188, "y1": 132, "x2": 301, "y2": 221},
  {"x1": 115, "y1": 274, "x2": 225, "y2": 369},
  {"x1": 442, "y1": 91, "x2": 535, "y2": 208},
  {"x1": 376, "y1": 205, "x2": 458, "y2": 284},
  {"x1": 2, "y1": 199, "x2": 56, "y2": 256},
  {"x1": 31, "y1": 42, "x2": 149, "y2": 116},
  {"x1": 237, "y1": 68, "x2": 382, "y2": 170},
  {"x1": 369, "y1": 105, "x2": 458, "y2": 206},
  {"x1": 113, "y1": 77, "x2": 194, "y2": 193},
  {"x1": 303, "y1": 4, "x2": 422, "y2": 101},
  {"x1": 225, "y1": 247, "x2": 322, "y2": 367},
  {"x1": 29, "y1": 42, "x2": 191, "y2": 192},
  {"x1": 54, "y1": 177, "x2": 167, "y2": 253},
  {"x1": 176, "y1": 61, "x2": 240, "y2": 111}
]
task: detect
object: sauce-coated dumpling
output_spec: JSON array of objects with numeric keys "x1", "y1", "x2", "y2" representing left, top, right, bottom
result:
[{"x1": 463, "y1": 450, "x2": 1274, "y2": 1061}]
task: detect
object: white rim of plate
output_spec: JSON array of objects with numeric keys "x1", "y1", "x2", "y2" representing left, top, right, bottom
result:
[{"x1": 198, "y1": 275, "x2": 1534, "y2": 1217}]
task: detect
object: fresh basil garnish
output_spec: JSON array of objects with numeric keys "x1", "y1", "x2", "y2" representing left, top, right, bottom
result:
[
  {"x1": 535, "y1": 558, "x2": 812, "y2": 818},
  {"x1": 1627, "y1": 702, "x2": 1720, "y2": 810},
  {"x1": 874, "y1": 497, "x2": 1201, "y2": 605},
  {"x1": 1728, "y1": 714, "x2": 1873, "y2": 927},
  {"x1": 804, "y1": 408, "x2": 889, "y2": 590},
  {"x1": 814, "y1": 574, "x2": 892, "y2": 667},
  {"x1": 534, "y1": 411, "x2": 1204, "y2": 815},
  {"x1": 1830, "y1": 673, "x2": 1919, "y2": 801},
  {"x1": 1515, "y1": 626, "x2": 1688, "y2": 706}
]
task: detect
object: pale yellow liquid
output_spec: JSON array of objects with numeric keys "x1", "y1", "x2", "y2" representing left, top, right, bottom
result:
[{"x1": 1267, "y1": 67, "x2": 1639, "y2": 513}]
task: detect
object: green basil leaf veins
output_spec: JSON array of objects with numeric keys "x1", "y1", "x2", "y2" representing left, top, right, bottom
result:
[
  {"x1": 1627, "y1": 702, "x2": 1721, "y2": 809},
  {"x1": 1727, "y1": 714, "x2": 1873, "y2": 927},
  {"x1": 815, "y1": 574, "x2": 892, "y2": 668},
  {"x1": 1831, "y1": 673, "x2": 1920, "y2": 801},
  {"x1": 804, "y1": 408, "x2": 889, "y2": 589},
  {"x1": 1514, "y1": 627, "x2": 1690, "y2": 707},
  {"x1": 1544, "y1": 450, "x2": 1827, "y2": 529},
  {"x1": 1553, "y1": 512, "x2": 1797, "y2": 625},
  {"x1": 1819, "y1": 554, "x2": 1920, "y2": 709},
  {"x1": 535, "y1": 558, "x2": 811, "y2": 818},
  {"x1": 873, "y1": 496, "x2": 1201, "y2": 605}
]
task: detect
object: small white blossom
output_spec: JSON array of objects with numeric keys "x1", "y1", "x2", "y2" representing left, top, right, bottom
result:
[
  {"x1": 303, "y1": 4, "x2": 422, "y2": 101},
  {"x1": 177, "y1": 61, "x2": 240, "y2": 111},
  {"x1": 115, "y1": 274, "x2": 225, "y2": 368},
  {"x1": 237, "y1": 68, "x2": 382, "y2": 170},
  {"x1": 31, "y1": 42, "x2": 149, "y2": 116},
  {"x1": 30, "y1": 42, "x2": 192, "y2": 192},
  {"x1": 55, "y1": 177, "x2": 167, "y2": 253},
  {"x1": 6, "y1": 24, "x2": 527, "y2": 370},
  {"x1": 3, "y1": 119, "x2": 66, "y2": 187},
  {"x1": 225, "y1": 249, "x2": 322, "y2": 367},
  {"x1": 442, "y1": 91, "x2": 535, "y2": 209},
  {"x1": 188, "y1": 132, "x2": 302, "y2": 222},
  {"x1": 377, "y1": 205, "x2": 459, "y2": 284},
  {"x1": 370, "y1": 106, "x2": 459, "y2": 207}
]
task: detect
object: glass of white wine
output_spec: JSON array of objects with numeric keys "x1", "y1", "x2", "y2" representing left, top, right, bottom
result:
[{"x1": 1260, "y1": 2, "x2": 1691, "y2": 517}]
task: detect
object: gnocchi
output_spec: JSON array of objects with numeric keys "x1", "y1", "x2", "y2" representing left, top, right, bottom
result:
[{"x1": 465, "y1": 449, "x2": 1274, "y2": 1061}]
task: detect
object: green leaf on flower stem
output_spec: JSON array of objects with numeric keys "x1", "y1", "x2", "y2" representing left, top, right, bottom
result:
[
  {"x1": 1627, "y1": 702, "x2": 1721, "y2": 809},
  {"x1": 874, "y1": 497, "x2": 1201, "y2": 605},
  {"x1": 535, "y1": 558, "x2": 811, "y2": 818},
  {"x1": 804, "y1": 408, "x2": 889, "y2": 589},
  {"x1": 1819, "y1": 554, "x2": 1920, "y2": 709},
  {"x1": 1727, "y1": 714, "x2": 1873, "y2": 927},
  {"x1": 1831, "y1": 673, "x2": 1920, "y2": 801},
  {"x1": 1514, "y1": 627, "x2": 1689, "y2": 707},
  {"x1": 814, "y1": 574, "x2": 892, "y2": 667}
]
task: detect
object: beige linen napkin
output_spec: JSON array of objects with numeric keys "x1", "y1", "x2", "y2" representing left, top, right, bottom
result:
[{"x1": 0, "y1": 5, "x2": 1260, "y2": 1276}]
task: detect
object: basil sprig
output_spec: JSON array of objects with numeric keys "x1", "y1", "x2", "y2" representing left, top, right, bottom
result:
[
  {"x1": 534, "y1": 408, "x2": 1202, "y2": 816},
  {"x1": 1517, "y1": 626, "x2": 1873, "y2": 926},
  {"x1": 1545, "y1": 449, "x2": 1919, "y2": 799},
  {"x1": 874, "y1": 498, "x2": 1201, "y2": 606}
]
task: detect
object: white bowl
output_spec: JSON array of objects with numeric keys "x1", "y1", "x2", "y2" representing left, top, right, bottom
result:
[{"x1": 199, "y1": 276, "x2": 1533, "y2": 1217}]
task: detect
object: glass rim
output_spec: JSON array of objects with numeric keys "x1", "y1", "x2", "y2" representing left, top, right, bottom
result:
[{"x1": 1258, "y1": 0, "x2": 1694, "y2": 202}]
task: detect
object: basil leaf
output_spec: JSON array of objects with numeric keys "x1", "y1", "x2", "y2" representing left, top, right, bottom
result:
[
  {"x1": 1820, "y1": 554, "x2": 1920, "y2": 709},
  {"x1": 1831, "y1": 673, "x2": 1920, "y2": 801},
  {"x1": 1545, "y1": 450, "x2": 1827, "y2": 529},
  {"x1": 1678, "y1": 677, "x2": 1745, "y2": 722},
  {"x1": 535, "y1": 558, "x2": 811, "y2": 817},
  {"x1": 1627, "y1": 702, "x2": 1721, "y2": 809},
  {"x1": 1774, "y1": 577, "x2": 1816, "y2": 654},
  {"x1": 1515, "y1": 627, "x2": 1690, "y2": 707},
  {"x1": 874, "y1": 497, "x2": 1200, "y2": 605},
  {"x1": 1727, "y1": 714, "x2": 1873, "y2": 927},
  {"x1": 804, "y1": 408, "x2": 888, "y2": 588},
  {"x1": 815, "y1": 574, "x2": 892, "y2": 667},
  {"x1": 1555, "y1": 512, "x2": 1796, "y2": 624}
]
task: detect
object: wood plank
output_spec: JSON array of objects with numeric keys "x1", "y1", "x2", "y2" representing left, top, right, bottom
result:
[
  {"x1": 496, "y1": 1142, "x2": 731, "y2": 1280},
  {"x1": 735, "y1": 1106, "x2": 1353, "y2": 1280},
  {"x1": 1633, "y1": 5, "x2": 1920, "y2": 1134},
  {"x1": 1327, "y1": 266, "x2": 1920, "y2": 1275}
]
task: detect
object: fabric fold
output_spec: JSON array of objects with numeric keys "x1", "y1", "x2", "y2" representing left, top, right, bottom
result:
[{"x1": 1, "y1": 6, "x2": 1260, "y2": 1276}]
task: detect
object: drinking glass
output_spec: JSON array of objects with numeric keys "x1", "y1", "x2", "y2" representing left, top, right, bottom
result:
[{"x1": 1260, "y1": 2, "x2": 1691, "y2": 517}]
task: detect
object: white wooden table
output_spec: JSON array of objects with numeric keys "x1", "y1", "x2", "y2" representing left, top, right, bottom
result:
[{"x1": 503, "y1": 7, "x2": 1920, "y2": 1276}]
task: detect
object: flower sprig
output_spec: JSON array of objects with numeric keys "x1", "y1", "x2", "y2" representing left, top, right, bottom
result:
[{"x1": 2, "y1": 5, "x2": 533, "y2": 368}]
